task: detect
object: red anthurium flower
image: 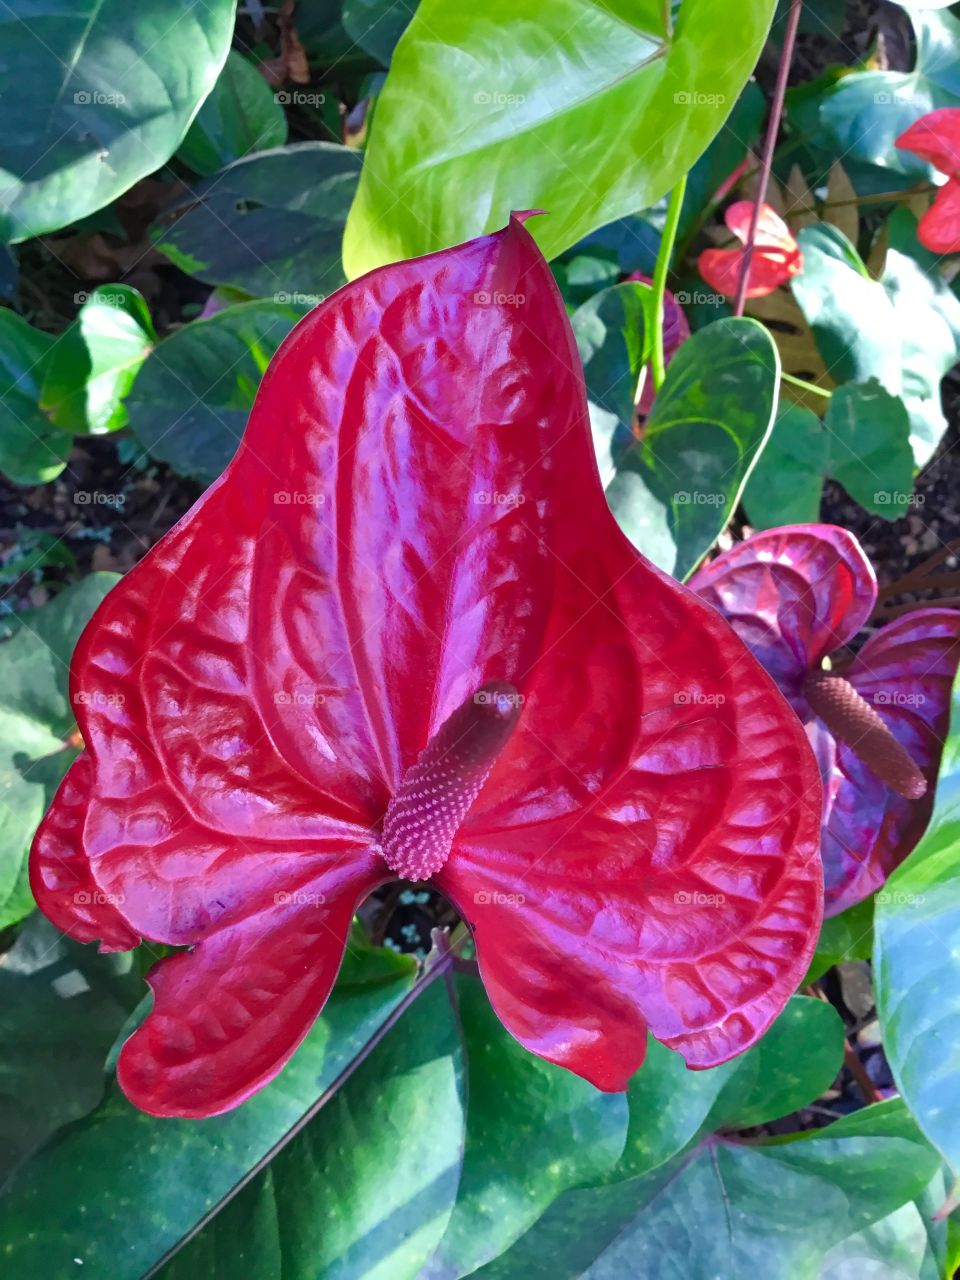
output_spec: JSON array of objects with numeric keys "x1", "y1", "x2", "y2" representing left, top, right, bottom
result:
[
  {"x1": 698, "y1": 202, "x2": 803, "y2": 299},
  {"x1": 627, "y1": 272, "x2": 691, "y2": 415},
  {"x1": 896, "y1": 108, "x2": 960, "y2": 254},
  {"x1": 31, "y1": 216, "x2": 823, "y2": 1119},
  {"x1": 691, "y1": 525, "x2": 960, "y2": 916}
]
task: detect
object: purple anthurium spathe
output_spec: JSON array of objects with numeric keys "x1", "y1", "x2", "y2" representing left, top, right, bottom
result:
[{"x1": 691, "y1": 525, "x2": 960, "y2": 916}]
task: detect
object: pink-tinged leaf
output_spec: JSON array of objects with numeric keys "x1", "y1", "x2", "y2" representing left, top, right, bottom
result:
[
  {"x1": 31, "y1": 216, "x2": 824, "y2": 1115},
  {"x1": 822, "y1": 609, "x2": 960, "y2": 914},
  {"x1": 917, "y1": 177, "x2": 960, "y2": 255},
  {"x1": 698, "y1": 202, "x2": 803, "y2": 299},
  {"x1": 690, "y1": 525, "x2": 877, "y2": 712},
  {"x1": 896, "y1": 108, "x2": 960, "y2": 176}
]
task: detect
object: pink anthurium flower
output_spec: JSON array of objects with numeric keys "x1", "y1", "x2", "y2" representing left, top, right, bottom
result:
[
  {"x1": 691, "y1": 525, "x2": 960, "y2": 916},
  {"x1": 896, "y1": 108, "x2": 960, "y2": 254},
  {"x1": 698, "y1": 202, "x2": 803, "y2": 299},
  {"x1": 30, "y1": 216, "x2": 823, "y2": 1119}
]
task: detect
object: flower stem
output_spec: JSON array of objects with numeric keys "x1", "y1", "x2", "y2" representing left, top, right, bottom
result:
[
  {"x1": 733, "y1": 0, "x2": 803, "y2": 317},
  {"x1": 781, "y1": 371, "x2": 832, "y2": 400},
  {"x1": 651, "y1": 173, "x2": 687, "y2": 392}
]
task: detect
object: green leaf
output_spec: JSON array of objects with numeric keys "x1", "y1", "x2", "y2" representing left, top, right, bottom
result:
[
  {"x1": 819, "y1": 6, "x2": 960, "y2": 178},
  {"x1": 125, "y1": 300, "x2": 307, "y2": 484},
  {"x1": 805, "y1": 896, "x2": 876, "y2": 984},
  {"x1": 342, "y1": 0, "x2": 778, "y2": 274},
  {"x1": 152, "y1": 143, "x2": 361, "y2": 299},
  {"x1": 742, "y1": 401, "x2": 828, "y2": 528},
  {"x1": 819, "y1": 1163, "x2": 948, "y2": 1280},
  {"x1": 475, "y1": 1101, "x2": 938, "y2": 1280},
  {"x1": 792, "y1": 220, "x2": 958, "y2": 465},
  {"x1": 604, "y1": 317, "x2": 780, "y2": 580},
  {"x1": 0, "y1": 310, "x2": 73, "y2": 485},
  {"x1": 177, "y1": 50, "x2": 288, "y2": 177},
  {"x1": 0, "y1": 913, "x2": 142, "y2": 1183},
  {"x1": 876, "y1": 669, "x2": 960, "y2": 1176},
  {"x1": 0, "y1": 573, "x2": 119, "y2": 928},
  {"x1": 39, "y1": 285, "x2": 155, "y2": 435},
  {"x1": 426, "y1": 974, "x2": 628, "y2": 1277},
  {"x1": 0, "y1": 944, "x2": 421, "y2": 1280},
  {"x1": 342, "y1": 0, "x2": 413, "y2": 65},
  {"x1": 0, "y1": 0, "x2": 235, "y2": 243},
  {"x1": 159, "y1": 979, "x2": 464, "y2": 1280},
  {"x1": 825, "y1": 379, "x2": 915, "y2": 516}
]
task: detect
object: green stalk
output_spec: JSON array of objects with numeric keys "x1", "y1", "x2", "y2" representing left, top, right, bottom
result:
[{"x1": 650, "y1": 173, "x2": 687, "y2": 393}]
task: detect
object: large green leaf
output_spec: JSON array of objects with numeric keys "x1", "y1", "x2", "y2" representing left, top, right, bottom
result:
[
  {"x1": 342, "y1": 0, "x2": 778, "y2": 275},
  {"x1": 0, "y1": 573, "x2": 119, "y2": 928},
  {"x1": 177, "y1": 50, "x2": 288, "y2": 176},
  {"x1": 742, "y1": 401, "x2": 828, "y2": 528},
  {"x1": 792, "y1": 221, "x2": 959, "y2": 466},
  {"x1": 39, "y1": 285, "x2": 156, "y2": 435},
  {"x1": 819, "y1": 5, "x2": 960, "y2": 179},
  {"x1": 604, "y1": 317, "x2": 779, "y2": 580},
  {"x1": 125, "y1": 299, "x2": 307, "y2": 483},
  {"x1": 0, "y1": 0, "x2": 234, "y2": 243},
  {"x1": 152, "y1": 143, "x2": 361, "y2": 299},
  {"x1": 0, "y1": 310, "x2": 73, "y2": 485},
  {"x1": 825, "y1": 379, "x2": 915, "y2": 516},
  {"x1": 0, "y1": 913, "x2": 142, "y2": 1183},
  {"x1": 160, "y1": 979, "x2": 464, "y2": 1280},
  {"x1": 425, "y1": 974, "x2": 628, "y2": 1277},
  {"x1": 0, "y1": 942, "x2": 420, "y2": 1279},
  {"x1": 876, "y1": 669, "x2": 960, "y2": 1176},
  {"x1": 476, "y1": 1101, "x2": 938, "y2": 1280}
]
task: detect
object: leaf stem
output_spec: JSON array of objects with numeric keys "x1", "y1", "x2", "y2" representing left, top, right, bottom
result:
[
  {"x1": 733, "y1": 0, "x2": 803, "y2": 317},
  {"x1": 781, "y1": 371, "x2": 832, "y2": 399},
  {"x1": 651, "y1": 173, "x2": 687, "y2": 391}
]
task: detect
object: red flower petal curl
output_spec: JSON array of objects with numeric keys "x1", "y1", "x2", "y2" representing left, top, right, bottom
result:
[
  {"x1": 698, "y1": 202, "x2": 803, "y2": 299},
  {"x1": 896, "y1": 108, "x2": 960, "y2": 177},
  {"x1": 31, "y1": 217, "x2": 823, "y2": 1115}
]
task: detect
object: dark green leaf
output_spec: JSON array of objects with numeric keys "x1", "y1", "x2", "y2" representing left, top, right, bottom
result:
[
  {"x1": 0, "y1": 944, "x2": 420, "y2": 1280},
  {"x1": 876, "y1": 669, "x2": 960, "y2": 1175},
  {"x1": 177, "y1": 50, "x2": 288, "y2": 177},
  {"x1": 152, "y1": 143, "x2": 361, "y2": 299},
  {"x1": 342, "y1": 0, "x2": 414, "y2": 65},
  {"x1": 605, "y1": 317, "x2": 779, "y2": 579},
  {"x1": 343, "y1": 0, "x2": 778, "y2": 273},
  {"x1": 125, "y1": 300, "x2": 307, "y2": 483},
  {"x1": 806, "y1": 896, "x2": 875, "y2": 984},
  {"x1": 39, "y1": 285, "x2": 155, "y2": 435},
  {"x1": 424, "y1": 974, "x2": 627, "y2": 1277},
  {"x1": 0, "y1": 574, "x2": 119, "y2": 928},
  {"x1": 0, "y1": 0, "x2": 234, "y2": 242},
  {"x1": 0, "y1": 311, "x2": 73, "y2": 485},
  {"x1": 742, "y1": 401, "x2": 828, "y2": 528},
  {"x1": 825, "y1": 379, "x2": 915, "y2": 516}
]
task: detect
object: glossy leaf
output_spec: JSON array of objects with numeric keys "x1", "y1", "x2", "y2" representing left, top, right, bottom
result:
[
  {"x1": 0, "y1": 0, "x2": 234, "y2": 242},
  {"x1": 342, "y1": 0, "x2": 412, "y2": 65},
  {"x1": 805, "y1": 896, "x2": 875, "y2": 983},
  {"x1": 876, "y1": 668, "x2": 960, "y2": 1175},
  {"x1": 125, "y1": 299, "x2": 307, "y2": 482},
  {"x1": 424, "y1": 974, "x2": 628, "y2": 1278},
  {"x1": 475, "y1": 1101, "x2": 937, "y2": 1280},
  {"x1": 0, "y1": 913, "x2": 142, "y2": 1183},
  {"x1": 159, "y1": 979, "x2": 464, "y2": 1280},
  {"x1": 152, "y1": 142, "x2": 361, "y2": 298},
  {"x1": 177, "y1": 50, "x2": 288, "y2": 177},
  {"x1": 31, "y1": 217, "x2": 823, "y2": 1118},
  {"x1": 0, "y1": 574, "x2": 119, "y2": 928},
  {"x1": 0, "y1": 310, "x2": 73, "y2": 486},
  {"x1": 819, "y1": 6, "x2": 960, "y2": 178},
  {"x1": 605, "y1": 317, "x2": 780, "y2": 579},
  {"x1": 39, "y1": 285, "x2": 156, "y2": 435},
  {"x1": 0, "y1": 942, "x2": 418, "y2": 1280},
  {"x1": 824, "y1": 379, "x2": 915, "y2": 516},
  {"x1": 342, "y1": 0, "x2": 778, "y2": 274},
  {"x1": 742, "y1": 401, "x2": 828, "y2": 529}
]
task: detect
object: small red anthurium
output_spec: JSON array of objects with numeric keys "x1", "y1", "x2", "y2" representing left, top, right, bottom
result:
[
  {"x1": 31, "y1": 216, "x2": 823, "y2": 1119},
  {"x1": 896, "y1": 108, "x2": 960, "y2": 254},
  {"x1": 698, "y1": 202, "x2": 803, "y2": 299},
  {"x1": 691, "y1": 525, "x2": 960, "y2": 916}
]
